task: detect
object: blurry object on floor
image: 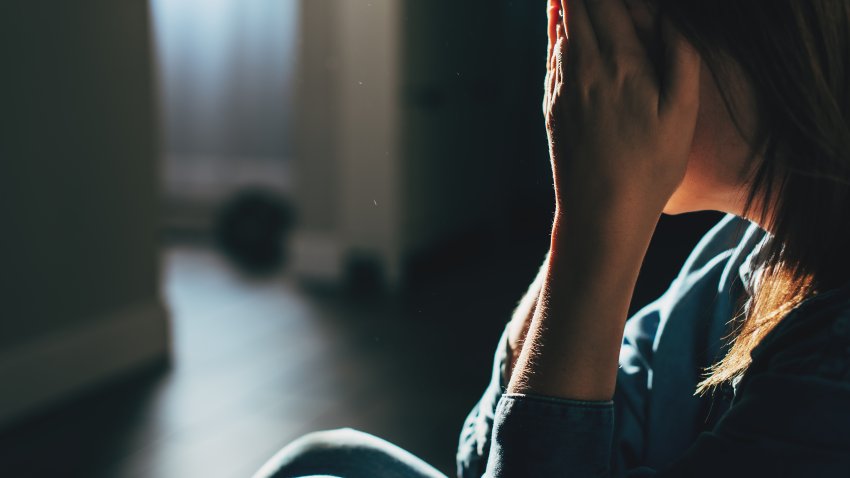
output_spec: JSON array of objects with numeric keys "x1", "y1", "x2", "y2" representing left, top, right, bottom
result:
[
  {"x1": 151, "y1": 0, "x2": 298, "y2": 237},
  {"x1": 160, "y1": 156, "x2": 293, "y2": 235},
  {"x1": 0, "y1": 235, "x2": 541, "y2": 478},
  {"x1": 215, "y1": 188, "x2": 296, "y2": 274}
]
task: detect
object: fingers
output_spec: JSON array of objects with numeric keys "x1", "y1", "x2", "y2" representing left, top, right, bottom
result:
[
  {"x1": 582, "y1": 0, "x2": 643, "y2": 58},
  {"x1": 545, "y1": 27, "x2": 561, "y2": 115},
  {"x1": 659, "y1": 16, "x2": 700, "y2": 119},
  {"x1": 548, "y1": 1, "x2": 560, "y2": 63},
  {"x1": 555, "y1": 24, "x2": 567, "y2": 87},
  {"x1": 545, "y1": 1, "x2": 561, "y2": 115},
  {"x1": 545, "y1": 50, "x2": 556, "y2": 113},
  {"x1": 545, "y1": 24, "x2": 568, "y2": 119},
  {"x1": 562, "y1": 0, "x2": 598, "y2": 62}
]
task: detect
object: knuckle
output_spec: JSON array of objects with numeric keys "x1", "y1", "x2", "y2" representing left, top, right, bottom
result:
[
  {"x1": 572, "y1": 56, "x2": 594, "y2": 80},
  {"x1": 576, "y1": 71, "x2": 597, "y2": 94},
  {"x1": 583, "y1": 83, "x2": 602, "y2": 102},
  {"x1": 606, "y1": 56, "x2": 632, "y2": 82}
]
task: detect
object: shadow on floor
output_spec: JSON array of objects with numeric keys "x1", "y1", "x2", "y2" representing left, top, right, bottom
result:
[{"x1": 0, "y1": 212, "x2": 719, "y2": 478}]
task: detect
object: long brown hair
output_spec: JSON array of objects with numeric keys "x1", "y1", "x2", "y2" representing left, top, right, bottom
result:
[{"x1": 656, "y1": 1, "x2": 850, "y2": 392}]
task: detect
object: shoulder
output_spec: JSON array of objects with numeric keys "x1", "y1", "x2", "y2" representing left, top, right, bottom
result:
[
  {"x1": 673, "y1": 215, "x2": 765, "y2": 289},
  {"x1": 654, "y1": 215, "x2": 765, "y2": 316},
  {"x1": 747, "y1": 283, "x2": 850, "y2": 385},
  {"x1": 678, "y1": 214, "x2": 752, "y2": 272},
  {"x1": 725, "y1": 285, "x2": 850, "y2": 453}
]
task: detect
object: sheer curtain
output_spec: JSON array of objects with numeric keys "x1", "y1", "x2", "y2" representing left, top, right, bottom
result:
[{"x1": 151, "y1": 0, "x2": 298, "y2": 211}]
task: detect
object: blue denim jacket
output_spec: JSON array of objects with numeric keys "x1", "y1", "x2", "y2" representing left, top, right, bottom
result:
[{"x1": 457, "y1": 215, "x2": 850, "y2": 477}]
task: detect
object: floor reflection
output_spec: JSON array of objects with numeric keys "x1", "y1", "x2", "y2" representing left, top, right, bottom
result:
[{"x1": 0, "y1": 238, "x2": 531, "y2": 477}]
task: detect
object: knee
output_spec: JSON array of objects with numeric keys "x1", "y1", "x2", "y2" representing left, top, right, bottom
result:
[
  {"x1": 290, "y1": 428, "x2": 368, "y2": 455},
  {"x1": 252, "y1": 428, "x2": 375, "y2": 478}
]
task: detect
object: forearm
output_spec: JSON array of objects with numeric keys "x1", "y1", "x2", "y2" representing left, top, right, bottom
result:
[
  {"x1": 506, "y1": 253, "x2": 550, "y2": 379},
  {"x1": 507, "y1": 207, "x2": 660, "y2": 401},
  {"x1": 485, "y1": 0, "x2": 701, "y2": 473}
]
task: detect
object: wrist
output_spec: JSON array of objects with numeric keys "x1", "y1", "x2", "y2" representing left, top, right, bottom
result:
[
  {"x1": 554, "y1": 184, "x2": 667, "y2": 224},
  {"x1": 550, "y1": 206, "x2": 660, "y2": 265}
]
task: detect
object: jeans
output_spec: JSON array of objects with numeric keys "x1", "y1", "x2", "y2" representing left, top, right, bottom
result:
[{"x1": 252, "y1": 428, "x2": 449, "y2": 478}]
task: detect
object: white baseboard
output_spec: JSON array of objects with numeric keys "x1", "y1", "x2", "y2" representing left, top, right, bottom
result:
[{"x1": 0, "y1": 300, "x2": 171, "y2": 430}]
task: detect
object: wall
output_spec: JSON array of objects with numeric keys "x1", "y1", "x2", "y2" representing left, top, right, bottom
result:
[
  {"x1": 399, "y1": 0, "x2": 509, "y2": 257},
  {"x1": 336, "y1": 0, "x2": 403, "y2": 284},
  {"x1": 150, "y1": 0, "x2": 299, "y2": 230},
  {"x1": 292, "y1": 0, "x2": 514, "y2": 287},
  {"x1": 292, "y1": 0, "x2": 403, "y2": 285},
  {"x1": 151, "y1": 0, "x2": 298, "y2": 160},
  {"x1": 0, "y1": 1, "x2": 169, "y2": 429}
]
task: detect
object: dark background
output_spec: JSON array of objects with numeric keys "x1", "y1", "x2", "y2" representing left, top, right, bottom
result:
[{"x1": 0, "y1": 1, "x2": 721, "y2": 476}]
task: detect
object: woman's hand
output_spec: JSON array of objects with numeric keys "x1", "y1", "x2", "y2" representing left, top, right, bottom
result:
[
  {"x1": 506, "y1": 1, "x2": 701, "y2": 401},
  {"x1": 545, "y1": 0, "x2": 700, "y2": 216}
]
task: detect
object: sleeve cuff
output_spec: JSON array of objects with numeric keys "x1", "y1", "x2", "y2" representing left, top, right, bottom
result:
[
  {"x1": 456, "y1": 324, "x2": 514, "y2": 478},
  {"x1": 485, "y1": 394, "x2": 614, "y2": 477}
]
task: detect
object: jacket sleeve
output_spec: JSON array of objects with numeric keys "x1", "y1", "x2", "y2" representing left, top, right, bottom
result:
[
  {"x1": 484, "y1": 356, "x2": 850, "y2": 477},
  {"x1": 457, "y1": 215, "x2": 756, "y2": 478},
  {"x1": 476, "y1": 294, "x2": 728, "y2": 478},
  {"x1": 457, "y1": 325, "x2": 512, "y2": 478},
  {"x1": 484, "y1": 295, "x2": 850, "y2": 477},
  {"x1": 456, "y1": 295, "x2": 668, "y2": 478}
]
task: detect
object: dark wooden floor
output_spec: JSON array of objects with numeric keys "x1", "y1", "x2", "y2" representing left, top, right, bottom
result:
[
  {"x1": 0, "y1": 237, "x2": 542, "y2": 478},
  {"x1": 0, "y1": 213, "x2": 718, "y2": 478}
]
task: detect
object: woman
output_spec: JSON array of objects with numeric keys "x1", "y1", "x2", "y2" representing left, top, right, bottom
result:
[{"x1": 255, "y1": 0, "x2": 850, "y2": 476}]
